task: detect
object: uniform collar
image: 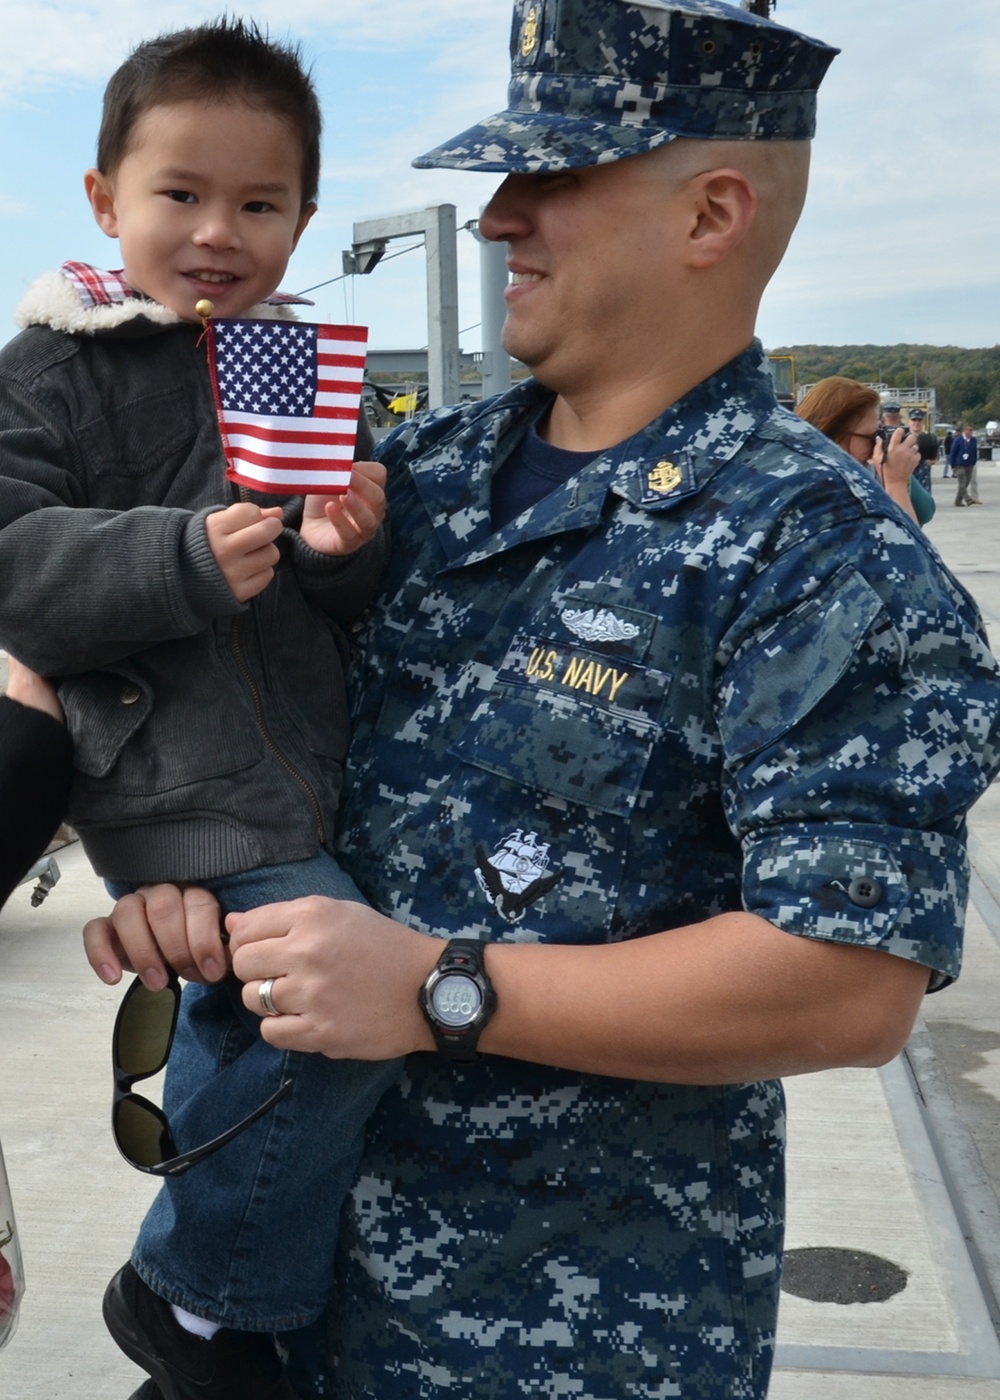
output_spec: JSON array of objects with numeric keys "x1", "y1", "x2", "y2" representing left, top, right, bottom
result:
[
  {"x1": 608, "y1": 340, "x2": 778, "y2": 509},
  {"x1": 415, "y1": 340, "x2": 778, "y2": 568}
]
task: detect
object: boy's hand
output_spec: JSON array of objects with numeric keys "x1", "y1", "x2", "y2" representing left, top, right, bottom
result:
[
  {"x1": 299, "y1": 460, "x2": 387, "y2": 557},
  {"x1": 205, "y1": 502, "x2": 284, "y2": 601},
  {"x1": 83, "y1": 884, "x2": 228, "y2": 989}
]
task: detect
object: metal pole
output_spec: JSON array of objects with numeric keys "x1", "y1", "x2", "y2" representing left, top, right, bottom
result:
[
  {"x1": 348, "y1": 205, "x2": 461, "y2": 410},
  {"x1": 476, "y1": 218, "x2": 511, "y2": 398},
  {"x1": 423, "y1": 204, "x2": 460, "y2": 409}
]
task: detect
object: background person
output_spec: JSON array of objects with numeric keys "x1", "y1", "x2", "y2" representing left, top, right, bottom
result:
[
  {"x1": 907, "y1": 406, "x2": 937, "y2": 494},
  {"x1": 0, "y1": 659, "x2": 71, "y2": 1359},
  {"x1": 0, "y1": 659, "x2": 71, "y2": 909},
  {"x1": 880, "y1": 398, "x2": 903, "y2": 435},
  {"x1": 86, "y1": 3, "x2": 1000, "y2": 1398},
  {"x1": 950, "y1": 423, "x2": 980, "y2": 506},
  {"x1": 796, "y1": 375, "x2": 932, "y2": 524}
]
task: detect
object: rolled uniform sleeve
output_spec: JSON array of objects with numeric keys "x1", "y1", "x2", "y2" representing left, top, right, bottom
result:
[
  {"x1": 743, "y1": 824, "x2": 967, "y2": 987},
  {"x1": 719, "y1": 535, "x2": 1000, "y2": 988}
]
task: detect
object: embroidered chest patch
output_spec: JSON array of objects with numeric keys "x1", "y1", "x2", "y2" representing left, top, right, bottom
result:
[{"x1": 475, "y1": 830, "x2": 563, "y2": 923}]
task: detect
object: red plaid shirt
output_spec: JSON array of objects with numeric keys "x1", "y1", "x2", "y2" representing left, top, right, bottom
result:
[
  {"x1": 60, "y1": 261, "x2": 134, "y2": 308},
  {"x1": 58, "y1": 262, "x2": 314, "y2": 310}
]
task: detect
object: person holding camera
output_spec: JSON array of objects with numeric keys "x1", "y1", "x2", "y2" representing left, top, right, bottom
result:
[{"x1": 796, "y1": 377, "x2": 931, "y2": 525}]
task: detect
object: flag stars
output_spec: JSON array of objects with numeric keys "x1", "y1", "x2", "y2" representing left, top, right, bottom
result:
[
  {"x1": 204, "y1": 316, "x2": 364, "y2": 493},
  {"x1": 210, "y1": 318, "x2": 319, "y2": 416}
]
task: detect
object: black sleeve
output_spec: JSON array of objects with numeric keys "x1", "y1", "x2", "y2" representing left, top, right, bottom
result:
[
  {"x1": 355, "y1": 407, "x2": 376, "y2": 460},
  {"x1": 0, "y1": 696, "x2": 74, "y2": 908}
]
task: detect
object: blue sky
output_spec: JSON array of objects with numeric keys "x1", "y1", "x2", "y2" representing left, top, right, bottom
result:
[{"x1": 1, "y1": 0, "x2": 998, "y2": 355}]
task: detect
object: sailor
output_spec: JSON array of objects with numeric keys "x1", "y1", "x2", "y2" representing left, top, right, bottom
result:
[{"x1": 88, "y1": 4, "x2": 1000, "y2": 1396}]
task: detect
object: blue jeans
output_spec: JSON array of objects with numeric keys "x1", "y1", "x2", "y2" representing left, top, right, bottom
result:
[{"x1": 107, "y1": 851, "x2": 403, "y2": 1332}]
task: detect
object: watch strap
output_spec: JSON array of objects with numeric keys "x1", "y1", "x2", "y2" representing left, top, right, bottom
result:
[{"x1": 419, "y1": 939, "x2": 497, "y2": 1062}]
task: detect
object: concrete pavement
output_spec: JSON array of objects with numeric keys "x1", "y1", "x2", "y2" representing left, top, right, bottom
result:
[
  {"x1": 2, "y1": 462, "x2": 1000, "y2": 1397},
  {"x1": 771, "y1": 463, "x2": 1000, "y2": 1396}
]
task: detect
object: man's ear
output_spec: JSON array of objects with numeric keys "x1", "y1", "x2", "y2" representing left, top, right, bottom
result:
[
  {"x1": 84, "y1": 169, "x2": 119, "y2": 237},
  {"x1": 685, "y1": 169, "x2": 757, "y2": 270},
  {"x1": 291, "y1": 201, "x2": 317, "y2": 253}
]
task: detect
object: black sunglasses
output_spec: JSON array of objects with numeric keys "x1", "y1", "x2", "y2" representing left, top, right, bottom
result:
[{"x1": 112, "y1": 970, "x2": 292, "y2": 1177}]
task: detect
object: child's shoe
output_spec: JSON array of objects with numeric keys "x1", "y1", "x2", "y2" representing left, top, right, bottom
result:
[{"x1": 105, "y1": 1264, "x2": 300, "y2": 1400}]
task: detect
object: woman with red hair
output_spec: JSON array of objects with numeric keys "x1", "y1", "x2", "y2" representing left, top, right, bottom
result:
[{"x1": 796, "y1": 376, "x2": 934, "y2": 525}]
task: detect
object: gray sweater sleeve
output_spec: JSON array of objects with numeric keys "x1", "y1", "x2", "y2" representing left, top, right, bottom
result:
[
  {"x1": 0, "y1": 373, "x2": 243, "y2": 675},
  {"x1": 286, "y1": 521, "x2": 388, "y2": 623},
  {"x1": 280, "y1": 409, "x2": 388, "y2": 623}
]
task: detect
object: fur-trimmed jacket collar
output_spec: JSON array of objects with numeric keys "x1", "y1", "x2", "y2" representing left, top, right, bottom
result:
[{"x1": 15, "y1": 261, "x2": 304, "y2": 336}]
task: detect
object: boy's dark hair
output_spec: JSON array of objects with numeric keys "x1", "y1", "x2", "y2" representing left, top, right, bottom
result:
[{"x1": 97, "y1": 16, "x2": 321, "y2": 207}]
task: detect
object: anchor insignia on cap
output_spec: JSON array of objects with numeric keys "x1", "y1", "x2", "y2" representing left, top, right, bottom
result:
[{"x1": 521, "y1": 6, "x2": 539, "y2": 58}]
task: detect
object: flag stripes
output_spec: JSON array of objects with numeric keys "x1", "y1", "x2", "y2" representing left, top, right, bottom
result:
[{"x1": 206, "y1": 319, "x2": 369, "y2": 495}]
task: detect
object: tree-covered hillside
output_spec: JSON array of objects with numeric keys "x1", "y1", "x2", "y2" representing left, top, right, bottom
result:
[{"x1": 768, "y1": 344, "x2": 1000, "y2": 425}]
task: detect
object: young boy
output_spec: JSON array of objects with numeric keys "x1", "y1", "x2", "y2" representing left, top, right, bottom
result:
[{"x1": 0, "y1": 19, "x2": 398, "y2": 1400}]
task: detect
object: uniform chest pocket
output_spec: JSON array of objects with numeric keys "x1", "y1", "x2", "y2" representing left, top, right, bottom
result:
[
  {"x1": 449, "y1": 632, "x2": 671, "y2": 817},
  {"x1": 717, "y1": 565, "x2": 891, "y2": 762}
]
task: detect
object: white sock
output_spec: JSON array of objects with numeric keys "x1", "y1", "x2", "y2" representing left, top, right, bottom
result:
[{"x1": 170, "y1": 1302, "x2": 222, "y2": 1340}]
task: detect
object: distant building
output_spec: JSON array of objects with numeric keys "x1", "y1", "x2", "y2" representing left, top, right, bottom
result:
[
  {"x1": 767, "y1": 355, "x2": 796, "y2": 408},
  {"x1": 796, "y1": 380, "x2": 938, "y2": 424}
]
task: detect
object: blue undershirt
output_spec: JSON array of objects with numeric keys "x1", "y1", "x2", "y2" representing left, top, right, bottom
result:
[{"x1": 491, "y1": 417, "x2": 601, "y2": 529}]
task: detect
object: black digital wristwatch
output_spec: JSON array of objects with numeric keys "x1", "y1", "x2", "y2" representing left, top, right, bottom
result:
[{"x1": 419, "y1": 939, "x2": 497, "y2": 1062}]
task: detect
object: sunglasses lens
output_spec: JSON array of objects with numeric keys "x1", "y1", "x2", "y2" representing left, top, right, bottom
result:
[
  {"x1": 113, "y1": 1095, "x2": 176, "y2": 1170},
  {"x1": 111, "y1": 973, "x2": 293, "y2": 1177},
  {"x1": 114, "y1": 980, "x2": 177, "y2": 1078}
]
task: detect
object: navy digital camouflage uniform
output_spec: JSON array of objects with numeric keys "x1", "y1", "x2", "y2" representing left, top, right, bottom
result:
[
  {"x1": 325, "y1": 342, "x2": 1000, "y2": 1398},
  {"x1": 414, "y1": 0, "x2": 839, "y2": 174},
  {"x1": 306, "y1": 2, "x2": 997, "y2": 1395}
]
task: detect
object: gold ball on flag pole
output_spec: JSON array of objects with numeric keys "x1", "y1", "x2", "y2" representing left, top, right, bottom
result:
[{"x1": 195, "y1": 299, "x2": 214, "y2": 322}]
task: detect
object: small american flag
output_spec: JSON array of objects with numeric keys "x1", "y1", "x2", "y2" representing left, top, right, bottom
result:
[{"x1": 206, "y1": 318, "x2": 368, "y2": 495}]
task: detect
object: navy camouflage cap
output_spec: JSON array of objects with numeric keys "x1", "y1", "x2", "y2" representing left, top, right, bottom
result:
[{"x1": 413, "y1": 0, "x2": 839, "y2": 173}]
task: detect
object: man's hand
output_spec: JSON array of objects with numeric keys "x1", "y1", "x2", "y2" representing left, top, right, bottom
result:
[
  {"x1": 205, "y1": 502, "x2": 284, "y2": 601},
  {"x1": 298, "y1": 460, "x2": 387, "y2": 557},
  {"x1": 227, "y1": 896, "x2": 437, "y2": 1059},
  {"x1": 83, "y1": 884, "x2": 228, "y2": 989}
]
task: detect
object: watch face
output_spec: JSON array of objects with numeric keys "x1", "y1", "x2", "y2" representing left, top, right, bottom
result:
[{"x1": 430, "y1": 973, "x2": 483, "y2": 1027}]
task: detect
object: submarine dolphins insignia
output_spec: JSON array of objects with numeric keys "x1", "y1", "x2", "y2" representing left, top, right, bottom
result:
[{"x1": 560, "y1": 608, "x2": 640, "y2": 644}]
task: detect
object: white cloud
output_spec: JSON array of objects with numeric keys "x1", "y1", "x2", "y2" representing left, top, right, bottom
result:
[
  {"x1": 1, "y1": 0, "x2": 997, "y2": 351},
  {"x1": 0, "y1": 0, "x2": 512, "y2": 102},
  {"x1": 762, "y1": 0, "x2": 1000, "y2": 347}
]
